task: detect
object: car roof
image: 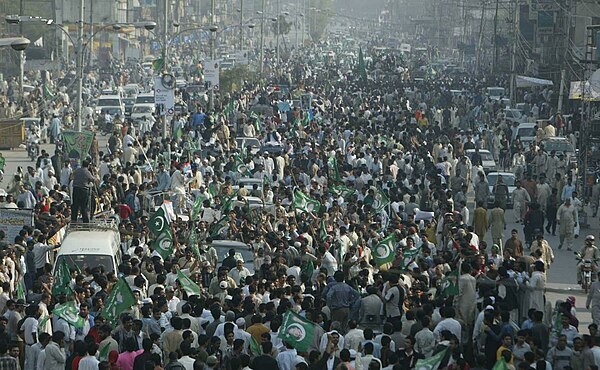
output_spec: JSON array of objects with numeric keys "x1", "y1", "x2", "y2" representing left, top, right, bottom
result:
[
  {"x1": 516, "y1": 123, "x2": 536, "y2": 127},
  {"x1": 133, "y1": 103, "x2": 155, "y2": 107},
  {"x1": 98, "y1": 94, "x2": 121, "y2": 99},
  {"x1": 58, "y1": 230, "x2": 119, "y2": 256},
  {"x1": 487, "y1": 172, "x2": 515, "y2": 177},
  {"x1": 466, "y1": 149, "x2": 491, "y2": 154},
  {"x1": 210, "y1": 239, "x2": 249, "y2": 248}
]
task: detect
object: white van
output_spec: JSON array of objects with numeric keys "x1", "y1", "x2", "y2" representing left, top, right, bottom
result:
[{"x1": 53, "y1": 221, "x2": 122, "y2": 274}]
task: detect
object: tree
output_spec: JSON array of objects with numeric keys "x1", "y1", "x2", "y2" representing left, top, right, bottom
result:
[
  {"x1": 219, "y1": 65, "x2": 257, "y2": 94},
  {"x1": 308, "y1": 0, "x2": 332, "y2": 42},
  {"x1": 271, "y1": 15, "x2": 292, "y2": 36}
]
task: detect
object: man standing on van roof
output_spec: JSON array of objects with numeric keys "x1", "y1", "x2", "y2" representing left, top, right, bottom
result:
[{"x1": 71, "y1": 160, "x2": 97, "y2": 223}]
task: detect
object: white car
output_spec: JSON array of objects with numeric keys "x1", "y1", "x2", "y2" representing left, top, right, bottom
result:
[
  {"x1": 512, "y1": 122, "x2": 537, "y2": 148},
  {"x1": 95, "y1": 95, "x2": 124, "y2": 116},
  {"x1": 487, "y1": 172, "x2": 516, "y2": 208},
  {"x1": 466, "y1": 149, "x2": 497, "y2": 173},
  {"x1": 130, "y1": 103, "x2": 155, "y2": 122}
]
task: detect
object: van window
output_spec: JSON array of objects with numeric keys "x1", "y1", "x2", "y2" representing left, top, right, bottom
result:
[
  {"x1": 136, "y1": 95, "x2": 155, "y2": 104},
  {"x1": 56, "y1": 254, "x2": 115, "y2": 273},
  {"x1": 98, "y1": 98, "x2": 121, "y2": 106}
]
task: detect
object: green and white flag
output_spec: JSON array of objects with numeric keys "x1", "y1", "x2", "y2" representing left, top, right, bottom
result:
[
  {"x1": 102, "y1": 278, "x2": 137, "y2": 325},
  {"x1": 372, "y1": 188, "x2": 390, "y2": 212},
  {"x1": 53, "y1": 301, "x2": 85, "y2": 328},
  {"x1": 440, "y1": 269, "x2": 459, "y2": 296},
  {"x1": 277, "y1": 310, "x2": 317, "y2": 352},
  {"x1": 414, "y1": 348, "x2": 448, "y2": 370},
  {"x1": 188, "y1": 228, "x2": 202, "y2": 260},
  {"x1": 319, "y1": 219, "x2": 328, "y2": 241},
  {"x1": 191, "y1": 194, "x2": 206, "y2": 221},
  {"x1": 293, "y1": 190, "x2": 321, "y2": 213},
  {"x1": 492, "y1": 359, "x2": 509, "y2": 370},
  {"x1": 16, "y1": 279, "x2": 25, "y2": 301},
  {"x1": 330, "y1": 184, "x2": 354, "y2": 198},
  {"x1": 152, "y1": 227, "x2": 174, "y2": 259},
  {"x1": 208, "y1": 183, "x2": 218, "y2": 198},
  {"x1": 234, "y1": 154, "x2": 250, "y2": 175},
  {"x1": 148, "y1": 207, "x2": 169, "y2": 236},
  {"x1": 224, "y1": 98, "x2": 235, "y2": 115},
  {"x1": 373, "y1": 233, "x2": 397, "y2": 266},
  {"x1": 176, "y1": 269, "x2": 202, "y2": 296},
  {"x1": 327, "y1": 156, "x2": 342, "y2": 183},
  {"x1": 52, "y1": 258, "x2": 73, "y2": 297},
  {"x1": 209, "y1": 216, "x2": 229, "y2": 238}
]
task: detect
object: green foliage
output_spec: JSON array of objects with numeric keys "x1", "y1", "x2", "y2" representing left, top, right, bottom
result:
[
  {"x1": 219, "y1": 65, "x2": 257, "y2": 94},
  {"x1": 309, "y1": 0, "x2": 332, "y2": 42},
  {"x1": 271, "y1": 15, "x2": 293, "y2": 36}
]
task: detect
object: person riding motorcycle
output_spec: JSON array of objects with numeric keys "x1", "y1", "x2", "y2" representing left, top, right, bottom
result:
[{"x1": 578, "y1": 235, "x2": 600, "y2": 284}]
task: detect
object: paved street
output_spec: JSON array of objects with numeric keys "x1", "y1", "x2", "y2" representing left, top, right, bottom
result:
[{"x1": 1, "y1": 139, "x2": 595, "y2": 332}]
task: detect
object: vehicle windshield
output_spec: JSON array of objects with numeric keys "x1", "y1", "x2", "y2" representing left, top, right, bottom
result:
[
  {"x1": 488, "y1": 88, "x2": 504, "y2": 97},
  {"x1": 517, "y1": 127, "x2": 536, "y2": 137},
  {"x1": 98, "y1": 98, "x2": 121, "y2": 106},
  {"x1": 544, "y1": 141, "x2": 574, "y2": 153},
  {"x1": 102, "y1": 108, "x2": 122, "y2": 115},
  {"x1": 509, "y1": 110, "x2": 522, "y2": 119},
  {"x1": 479, "y1": 152, "x2": 494, "y2": 161},
  {"x1": 487, "y1": 174, "x2": 515, "y2": 186},
  {"x1": 133, "y1": 106, "x2": 153, "y2": 113},
  {"x1": 136, "y1": 96, "x2": 154, "y2": 104},
  {"x1": 56, "y1": 254, "x2": 114, "y2": 273}
]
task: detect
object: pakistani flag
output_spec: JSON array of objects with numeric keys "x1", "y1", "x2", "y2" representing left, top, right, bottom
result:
[
  {"x1": 224, "y1": 98, "x2": 235, "y2": 115},
  {"x1": 277, "y1": 310, "x2": 316, "y2": 352},
  {"x1": 414, "y1": 348, "x2": 448, "y2": 370},
  {"x1": 102, "y1": 278, "x2": 137, "y2": 324},
  {"x1": 220, "y1": 194, "x2": 235, "y2": 213},
  {"x1": 319, "y1": 219, "x2": 328, "y2": 241},
  {"x1": 152, "y1": 227, "x2": 174, "y2": 259},
  {"x1": 188, "y1": 228, "x2": 202, "y2": 259},
  {"x1": 302, "y1": 113, "x2": 310, "y2": 128},
  {"x1": 492, "y1": 359, "x2": 509, "y2": 370},
  {"x1": 331, "y1": 184, "x2": 354, "y2": 198},
  {"x1": 440, "y1": 269, "x2": 459, "y2": 296},
  {"x1": 358, "y1": 47, "x2": 368, "y2": 80},
  {"x1": 52, "y1": 258, "x2": 73, "y2": 297},
  {"x1": 16, "y1": 279, "x2": 25, "y2": 301},
  {"x1": 327, "y1": 156, "x2": 342, "y2": 183},
  {"x1": 53, "y1": 301, "x2": 85, "y2": 328},
  {"x1": 42, "y1": 83, "x2": 54, "y2": 100},
  {"x1": 250, "y1": 336, "x2": 263, "y2": 356},
  {"x1": 191, "y1": 194, "x2": 206, "y2": 221},
  {"x1": 148, "y1": 207, "x2": 169, "y2": 236},
  {"x1": 209, "y1": 216, "x2": 229, "y2": 238},
  {"x1": 176, "y1": 269, "x2": 202, "y2": 296},
  {"x1": 208, "y1": 183, "x2": 218, "y2": 198},
  {"x1": 373, "y1": 233, "x2": 397, "y2": 266},
  {"x1": 234, "y1": 154, "x2": 250, "y2": 175},
  {"x1": 293, "y1": 190, "x2": 321, "y2": 213},
  {"x1": 249, "y1": 111, "x2": 261, "y2": 131},
  {"x1": 372, "y1": 188, "x2": 390, "y2": 212}
]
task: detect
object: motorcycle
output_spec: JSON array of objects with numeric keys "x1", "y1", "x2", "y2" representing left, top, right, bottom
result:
[
  {"x1": 575, "y1": 252, "x2": 599, "y2": 293},
  {"x1": 27, "y1": 137, "x2": 40, "y2": 162}
]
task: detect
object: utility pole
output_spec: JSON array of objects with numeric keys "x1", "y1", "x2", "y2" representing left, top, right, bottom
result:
[
  {"x1": 209, "y1": 0, "x2": 216, "y2": 112},
  {"x1": 509, "y1": 0, "x2": 519, "y2": 104},
  {"x1": 260, "y1": 0, "x2": 265, "y2": 74},
  {"x1": 276, "y1": 0, "x2": 280, "y2": 65},
  {"x1": 90, "y1": 0, "x2": 94, "y2": 68},
  {"x1": 492, "y1": 0, "x2": 499, "y2": 72},
  {"x1": 75, "y1": 0, "x2": 84, "y2": 132},
  {"x1": 557, "y1": 0, "x2": 572, "y2": 113},
  {"x1": 239, "y1": 0, "x2": 244, "y2": 51},
  {"x1": 161, "y1": 0, "x2": 169, "y2": 138},
  {"x1": 476, "y1": 0, "x2": 486, "y2": 74}
]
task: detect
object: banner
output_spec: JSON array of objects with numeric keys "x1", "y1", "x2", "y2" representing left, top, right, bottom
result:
[
  {"x1": 0, "y1": 209, "x2": 34, "y2": 243},
  {"x1": 62, "y1": 130, "x2": 94, "y2": 162}
]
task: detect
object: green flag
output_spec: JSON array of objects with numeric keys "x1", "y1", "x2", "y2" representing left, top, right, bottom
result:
[
  {"x1": 220, "y1": 194, "x2": 235, "y2": 213},
  {"x1": 208, "y1": 183, "x2": 218, "y2": 198},
  {"x1": 16, "y1": 279, "x2": 25, "y2": 301},
  {"x1": 148, "y1": 207, "x2": 169, "y2": 236},
  {"x1": 234, "y1": 154, "x2": 250, "y2": 175},
  {"x1": 224, "y1": 98, "x2": 235, "y2": 115},
  {"x1": 293, "y1": 190, "x2": 321, "y2": 213},
  {"x1": 300, "y1": 260, "x2": 314, "y2": 281},
  {"x1": 152, "y1": 227, "x2": 174, "y2": 259},
  {"x1": 414, "y1": 348, "x2": 448, "y2": 370},
  {"x1": 440, "y1": 269, "x2": 460, "y2": 296},
  {"x1": 492, "y1": 358, "x2": 509, "y2": 370},
  {"x1": 102, "y1": 278, "x2": 137, "y2": 324},
  {"x1": 98, "y1": 342, "x2": 111, "y2": 361},
  {"x1": 188, "y1": 228, "x2": 202, "y2": 260},
  {"x1": 373, "y1": 233, "x2": 397, "y2": 266},
  {"x1": 62, "y1": 130, "x2": 94, "y2": 163},
  {"x1": 176, "y1": 269, "x2": 202, "y2": 296},
  {"x1": 319, "y1": 219, "x2": 328, "y2": 241},
  {"x1": 249, "y1": 336, "x2": 262, "y2": 356},
  {"x1": 372, "y1": 188, "x2": 390, "y2": 212},
  {"x1": 249, "y1": 111, "x2": 261, "y2": 131},
  {"x1": 42, "y1": 83, "x2": 54, "y2": 99},
  {"x1": 209, "y1": 216, "x2": 228, "y2": 238},
  {"x1": 358, "y1": 47, "x2": 368, "y2": 80},
  {"x1": 277, "y1": 310, "x2": 317, "y2": 352},
  {"x1": 152, "y1": 58, "x2": 165, "y2": 72},
  {"x1": 191, "y1": 194, "x2": 206, "y2": 221},
  {"x1": 0, "y1": 155, "x2": 4, "y2": 172},
  {"x1": 330, "y1": 184, "x2": 354, "y2": 198},
  {"x1": 53, "y1": 301, "x2": 85, "y2": 328},
  {"x1": 302, "y1": 113, "x2": 310, "y2": 128},
  {"x1": 327, "y1": 156, "x2": 342, "y2": 183},
  {"x1": 52, "y1": 258, "x2": 73, "y2": 297}
]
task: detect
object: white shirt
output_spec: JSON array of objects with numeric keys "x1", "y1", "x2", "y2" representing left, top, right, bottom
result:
[
  {"x1": 276, "y1": 349, "x2": 304, "y2": 370},
  {"x1": 22, "y1": 317, "x2": 38, "y2": 345},
  {"x1": 433, "y1": 318, "x2": 462, "y2": 344},
  {"x1": 78, "y1": 355, "x2": 99, "y2": 370},
  {"x1": 179, "y1": 355, "x2": 195, "y2": 370}
]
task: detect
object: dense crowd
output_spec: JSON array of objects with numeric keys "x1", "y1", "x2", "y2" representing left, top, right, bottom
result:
[{"x1": 0, "y1": 40, "x2": 593, "y2": 370}]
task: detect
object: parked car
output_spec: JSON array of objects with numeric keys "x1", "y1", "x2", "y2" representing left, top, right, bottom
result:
[
  {"x1": 210, "y1": 240, "x2": 255, "y2": 273},
  {"x1": 512, "y1": 122, "x2": 537, "y2": 148},
  {"x1": 540, "y1": 137, "x2": 576, "y2": 166},
  {"x1": 235, "y1": 137, "x2": 261, "y2": 156},
  {"x1": 466, "y1": 149, "x2": 497, "y2": 173},
  {"x1": 503, "y1": 108, "x2": 526, "y2": 125},
  {"x1": 487, "y1": 172, "x2": 516, "y2": 208}
]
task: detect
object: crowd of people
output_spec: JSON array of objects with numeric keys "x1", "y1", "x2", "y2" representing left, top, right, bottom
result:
[{"x1": 0, "y1": 38, "x2": 592, "y2": 370}]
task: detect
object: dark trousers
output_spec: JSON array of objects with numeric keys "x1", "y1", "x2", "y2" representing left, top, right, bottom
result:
[{"x1": 71, "y1": 186, "x2": 90, "y2": 223}]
